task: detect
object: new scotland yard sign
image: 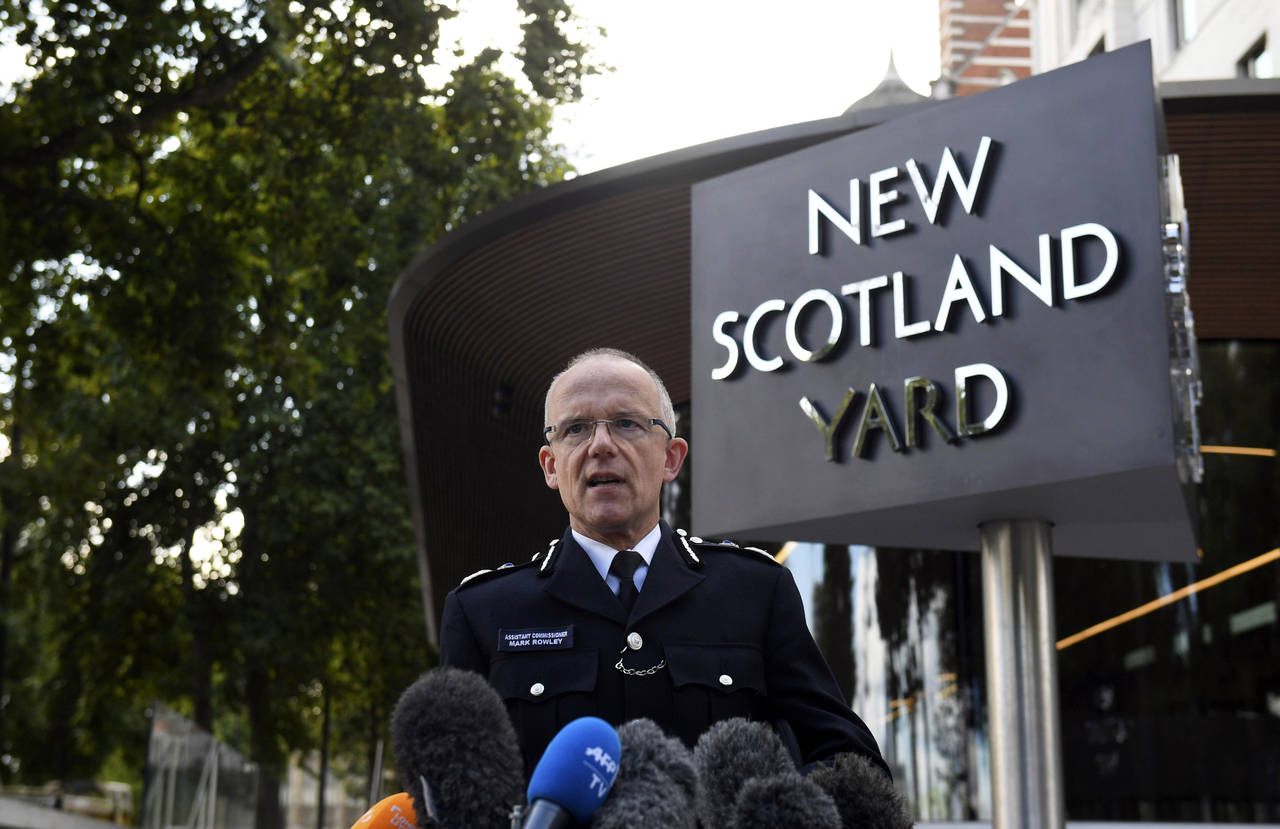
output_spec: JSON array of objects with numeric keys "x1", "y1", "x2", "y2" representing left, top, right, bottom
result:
[{"x1": 691, "y1": 43, "x2": 1199, "y2": 562}]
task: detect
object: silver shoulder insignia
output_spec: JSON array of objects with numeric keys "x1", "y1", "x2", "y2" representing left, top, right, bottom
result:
[
  {"x1": 674, "y1": 529, "x2": 704, "y2": 569},
  {"x1": 538, "y1": 538, "x2": 561, "y2": 576},
  {"x1": 459, "y1": 568, "x2": 493, "y2": 586}
]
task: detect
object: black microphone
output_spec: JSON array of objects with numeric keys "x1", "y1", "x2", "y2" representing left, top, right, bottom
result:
[
  {"x1": 521, "y1": 716, "x2": 620, "y2": 829},
  {"x1": 732, "y1": 771, "x2": 841, "y2": 828},
  {"x1": 692, "y1": 718, "x2": 795, "y2": 829},
  {"x1": 390, "y1": 667, "x2": 524, "y2": 829},
  {"x1": 808, "y1": 752, "x2": 914, "y2": 829},
  {"x1": 591, "y1": 718, "x2": 697, "y2": 829}
]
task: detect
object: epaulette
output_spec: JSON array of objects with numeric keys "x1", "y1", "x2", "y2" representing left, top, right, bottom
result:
[
  {"x1": 674, "y1": 528, "x2": 779, "y2": 567},
  {"x1": 456, "y1": 552, "x2": 540, "y2": 590}
]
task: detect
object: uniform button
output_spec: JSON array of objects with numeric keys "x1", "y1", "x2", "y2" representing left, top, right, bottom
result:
[
  {"x1": 627, "y1": 632, "x2": 643, "y2": 650},
  {"x1": 719, "y1": 674, "x2": 733, "y2": 686},
  {"x1": 530, "y1": 683, "x2": 545, "y2": 697},
  {"x1": 691, "y1": 537, "x2": 704, "y2": 543}
]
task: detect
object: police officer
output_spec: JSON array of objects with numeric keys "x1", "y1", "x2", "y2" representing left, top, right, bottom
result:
[{"x1": 439, "y1": 348, "x2": 888, "y2": 777}]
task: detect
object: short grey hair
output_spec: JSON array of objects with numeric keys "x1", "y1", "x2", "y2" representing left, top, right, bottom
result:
[{"x1": 543, "y1": 348, "x2": 678, "y2": 437}]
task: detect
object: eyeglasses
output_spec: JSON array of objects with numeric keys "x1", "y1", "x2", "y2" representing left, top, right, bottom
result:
[{"x1": 544, "y1": 415, "x2": 673, "y2": 447}]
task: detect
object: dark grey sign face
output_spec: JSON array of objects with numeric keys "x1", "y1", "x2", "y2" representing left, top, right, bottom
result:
[{"x1": 691, "y1": 43, "x2": 1197, "y2": 562}]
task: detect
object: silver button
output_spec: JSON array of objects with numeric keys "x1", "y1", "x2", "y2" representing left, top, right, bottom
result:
[
  {"x1": 691, "y1": 536, "x2": 704, "y2": 543},
  {"x1": 719, "y1": 674, "x2": 733, "y2": 686},
  {"x1": 627, "y1": 632, "x2": 643, "y2": 650},
  {"x1": 530, "y1": 683, "x2": 545, "y2": 696}
]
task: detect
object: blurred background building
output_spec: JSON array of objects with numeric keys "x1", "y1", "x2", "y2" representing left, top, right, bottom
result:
[{"x1": 1033, "y1": 0, "x2": 1275, "y2": 79}]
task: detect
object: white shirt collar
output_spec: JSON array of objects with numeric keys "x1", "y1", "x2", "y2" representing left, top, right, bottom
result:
[{"x1": 573, "y1": 523, "x2": 661, "y2": 584}]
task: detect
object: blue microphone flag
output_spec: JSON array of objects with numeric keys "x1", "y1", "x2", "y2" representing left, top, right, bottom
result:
[{"x1": 526, "y1": 716, "x2": 621, "y2": 825}]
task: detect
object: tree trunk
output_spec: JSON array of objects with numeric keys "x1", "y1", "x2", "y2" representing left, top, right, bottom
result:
[
  {"x1": 178, "y1": 509, "x2": 213, "y2": 730},
  {"x1": 316, "y1": 681, "x2": 330, "y2": 829},
  {"x1": 0, "y1": 425, "x2": 24, "y2": 779},
  {"x1": 0, "y1": 521, "x2": 14, "y2": 778},
  {"x1": 248, "y1": 665, "x2": 284, "y2": 829},
  {"x1": 366, "y1": 702, "x2": 381, "y2": 807}
]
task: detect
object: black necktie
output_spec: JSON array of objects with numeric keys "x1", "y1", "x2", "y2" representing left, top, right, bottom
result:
[{"x1": 609, "y1": 550, "x2": 644, "y2": 615}]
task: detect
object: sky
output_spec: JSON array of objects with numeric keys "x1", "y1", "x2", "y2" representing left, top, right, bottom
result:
[
  {"x1": 439, "y1": 0, "x2": 943, "y2": 173},
  {"x1": 0, "y1": 1, "x2": 943, "y2": 170}
]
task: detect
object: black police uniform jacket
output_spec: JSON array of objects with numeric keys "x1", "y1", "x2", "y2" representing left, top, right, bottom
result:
[{"x1": 440, "y1": 521, "x2": 889, "y2": 777}]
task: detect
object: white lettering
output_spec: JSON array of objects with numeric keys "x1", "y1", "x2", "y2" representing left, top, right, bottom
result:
[
  {"x1": 904, "y1": 136, "x2": 993, "y2": 224},
  {"x1": 934, "y1": 255, "x2": 987, "y2": 331},
  {"x1": 710, "y1": 220, "x2": 1121, "y2": 380},
  {"x1": 799, "y1": 366, "x2": 1004, "y2": 461},
  {"x1": 1061, "y1": 222, "x2": 1118, "y2": 299},
  {"x1": 744, "y1": 299, "x2": 787, "y2": 372},
  {"x1": 870, "y1": 167, "x2": 908, "y2": 237},
  {"x1": 990, "y1": 234, "x2": 1053, "y2": 316},
  {"x1": 710, "y1": 311, "x2": 741, "y2": 381},
  {"x1": 785, "y1": 289, "x2": 843, "y2": 362},
  {"x1": 892, "y1": 272, "x2": 932, "y2": 339},
  {"x1": 840, "y1": 275, "x2": 890, "y2": 347},
  {"x1": 807, "y1": 182, "x2": 861, "y2": 254},
  {"x1": 800, "y1": 390, "x2": 857, "y2": 462},
  {"x1": 852, "y1": 382, "x2": 904, "y2": 457},
  {"x1": 955, "y1": 362, "x2": 1009, "y2": 436},
  {"x1": 584, "y1": 746, "x2": 618, "y2": 774}
]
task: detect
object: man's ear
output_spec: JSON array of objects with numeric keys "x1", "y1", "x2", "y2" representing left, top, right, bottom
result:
[
  {"x1": 538, "y1": 444, "x2": 560, "y2": 490},
  {"x1": 662, "y1": 437, "x2": 689, "y2": 483}
]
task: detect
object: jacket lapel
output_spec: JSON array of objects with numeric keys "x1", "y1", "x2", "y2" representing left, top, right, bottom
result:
[
  {"x1": 630, "y1": 524, "x2": 704, "y2": 623},
  {"x1": 544, "y1": 530, "x2": 628, "y2": 623}
]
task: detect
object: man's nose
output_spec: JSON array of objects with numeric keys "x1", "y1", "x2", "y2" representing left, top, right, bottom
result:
[{"x1": 586, "y1": 420, "x2": 619, "y2": 453}]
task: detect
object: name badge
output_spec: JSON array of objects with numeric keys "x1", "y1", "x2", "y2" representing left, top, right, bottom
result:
[{"x1": 498, "y1": 626, "x2": 574, "y2": 652}]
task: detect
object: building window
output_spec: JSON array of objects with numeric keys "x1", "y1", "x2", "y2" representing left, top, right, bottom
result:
[{"x1": 1238, "y1": 36, "x2": 1273, "y2": 78}]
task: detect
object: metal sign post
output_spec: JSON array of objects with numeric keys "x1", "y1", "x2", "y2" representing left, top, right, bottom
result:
[{"x1": 980, "y1": 520, "x2": 1065, "y2": 829}]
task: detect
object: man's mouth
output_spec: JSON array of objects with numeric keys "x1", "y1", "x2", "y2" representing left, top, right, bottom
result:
[{"x1": 587, "y1": 475, "x2": 623, "y2": 488}]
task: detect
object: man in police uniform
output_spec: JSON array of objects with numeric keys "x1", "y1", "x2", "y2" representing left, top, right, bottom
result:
[{"x1": 440, "y1": 348, "x2": 888, "y2": 777}]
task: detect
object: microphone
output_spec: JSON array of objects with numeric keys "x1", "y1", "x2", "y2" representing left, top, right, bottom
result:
[
  {"x1": 808, "y1": 752, "x2": 914, "y2": 829},
  {"x1": 692, "y1": 718, "x2": 794, "y2": 829},
  {"x1": 349, "y1": 792, "x2": 417, "y2": 828},
  {"x1": 390, "y1": 667, "x2": 524, "y2": 829},
  {"x1": 522, "y1": 716, "x2": 621, "y2": 829},
  {"x1": 591, "y1": 718, "x2": 697, "y2": 829},
  {"x1": 732, "y1": 772, "x2": 841, "y2": 829}
]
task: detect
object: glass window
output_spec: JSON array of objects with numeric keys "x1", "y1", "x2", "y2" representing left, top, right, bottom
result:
[{"x1": 1054, "y1": 340, "x2": 1280, "y2": 822}]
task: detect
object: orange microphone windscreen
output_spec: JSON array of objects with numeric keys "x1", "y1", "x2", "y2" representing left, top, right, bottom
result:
[{"x1": 350, "y1": 792, "x2": 417, "y2": 829}]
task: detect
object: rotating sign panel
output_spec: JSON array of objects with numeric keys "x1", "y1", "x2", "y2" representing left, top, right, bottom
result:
[{"x1": 691, "y1": 43, "x2": 1198, "y2": 562}]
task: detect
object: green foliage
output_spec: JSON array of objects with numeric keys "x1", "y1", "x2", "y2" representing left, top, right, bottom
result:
[{"x1": 0, "y1": 0, "x2": 593, "y2": 820}]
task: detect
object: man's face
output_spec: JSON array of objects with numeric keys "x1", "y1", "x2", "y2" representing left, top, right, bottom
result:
[{"x1": 538, "y1": 357, "x2": 688, "y2": 549}]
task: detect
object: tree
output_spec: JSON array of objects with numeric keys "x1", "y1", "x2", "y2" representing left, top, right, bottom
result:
[{"x1": 0, "y1": 1, "x2": 596, "y2": 823}]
